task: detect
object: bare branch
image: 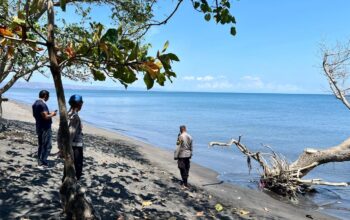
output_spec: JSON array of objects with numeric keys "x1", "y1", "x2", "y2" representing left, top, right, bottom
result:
[
  {"x1": 128, "y1": 0, "x2": 184, "y2": 39},
  {"x1": 296, "y1": 178, "x2": 349, "y2": 187},
  {"x1": 322, "y1": 41, "x2": 350, "y2": 110}
]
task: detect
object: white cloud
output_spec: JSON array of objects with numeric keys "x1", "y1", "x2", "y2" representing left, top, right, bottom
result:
[
  {"x1": 197, "y1": 81, "x2": 233, "y2": 89},
  {"x1": 181, "y1": 74, "x2": 302, "y2": 93},
  {"x1": 236, "y1": 75, "x2": 301, "y2": 92},
  {"x1": 182, "y1": 75, "x2": 215, "y2": 81},
  {"x1": 240, "y1": 75, "x2": 264, "y2": 89},
  {"x1": 183, "y1": 76, "x2": 195, "y2": 80},
  {"x1": 196, "y1": 76, "x2": 214, "y2": 81}
]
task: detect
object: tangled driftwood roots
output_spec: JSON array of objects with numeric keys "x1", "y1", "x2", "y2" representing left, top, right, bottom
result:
[{"x1": 209, "y1": 136, "x2": 350, "y2": 199}]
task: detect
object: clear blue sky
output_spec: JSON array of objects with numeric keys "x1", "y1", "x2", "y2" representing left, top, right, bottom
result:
[{"x1": 29, "y1": 0, "x2": 350, "y2": 93}]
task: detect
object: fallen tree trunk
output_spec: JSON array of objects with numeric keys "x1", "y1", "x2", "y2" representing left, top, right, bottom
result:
[{"x1": 209, "y1": 136, "x2": 350, "y2": 198}]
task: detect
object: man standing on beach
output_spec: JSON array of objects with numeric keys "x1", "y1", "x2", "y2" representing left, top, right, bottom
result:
[
  {"x1": 174, "y1": 125, "x2": 193, "y2": 189},
  {"x1": 32, "y1": 90, "x2": 56, "y2": 168}
]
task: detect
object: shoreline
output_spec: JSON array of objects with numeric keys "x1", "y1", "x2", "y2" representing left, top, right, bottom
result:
[{"x1": 2, "y1": 100, "x2": 335, "y2": 219}]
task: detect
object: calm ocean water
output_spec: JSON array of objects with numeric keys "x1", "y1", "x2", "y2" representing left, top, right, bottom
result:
[{"x1": 7, "y1": 88, "x2": 350, "y2": 219}]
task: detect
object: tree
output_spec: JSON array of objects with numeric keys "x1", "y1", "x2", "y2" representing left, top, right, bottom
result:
[
  {"x1": 209, "y1": 137, "x2": 350, "y2": 199},
  {"x1": 0, "y1": 2, "x2": 48, "y2": 115},
  {"x1": 0, "y1": 0, "x2": 237, "y2": 218}
]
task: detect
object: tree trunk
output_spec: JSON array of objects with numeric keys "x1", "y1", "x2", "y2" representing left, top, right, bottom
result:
[
  {"x1": 46, "y1": 1, "x2": 96, "y2": 219},
  {"x1": 290, "y1": 137, "x2": 350, "y2": 177}
]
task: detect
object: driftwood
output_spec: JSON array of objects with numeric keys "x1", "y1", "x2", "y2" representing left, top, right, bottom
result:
[{"x1": 209, "y1": 136, "x2": 350, "y2": 198}]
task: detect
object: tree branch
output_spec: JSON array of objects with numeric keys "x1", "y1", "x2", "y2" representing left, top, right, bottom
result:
[
  {"x1": 323, "y1": 53, "x2": 350, "y2": 110},
  {"x1": 0, "y1": 35, "x2": 47, "y2": 46},
  {"x1": 128, "y1": 0, "x2": 184, "y2": 39}
]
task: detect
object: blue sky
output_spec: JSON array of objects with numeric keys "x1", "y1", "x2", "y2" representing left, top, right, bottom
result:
[{"x1": 28, "y1": 0, "x2": 350, "y2": 93}]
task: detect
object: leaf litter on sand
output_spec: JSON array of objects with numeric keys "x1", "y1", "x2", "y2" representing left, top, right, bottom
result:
[
  {"x1": 142, "y1": 200, "x2": 152, "y2": 208},
  {"x1": 232, "y1": 208, "x2": 250, "y2": 217},
  {"x1": 215, "y1": 203, "x2": 223, "y2": 212}
]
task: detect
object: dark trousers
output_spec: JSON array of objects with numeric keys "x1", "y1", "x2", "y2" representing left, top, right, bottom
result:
[
  {"x1": 37, "y1": 128, "x2": 52, "y2": 165},
  {"x1": 178, "y1": 158, "x2": 190, "y2": 186},
  {"x1": 62, "y1": 147, "x2": 84, "y2": 182},
  {"x1": 73, "y1": 147, "x2": 83, "y2": 180}
]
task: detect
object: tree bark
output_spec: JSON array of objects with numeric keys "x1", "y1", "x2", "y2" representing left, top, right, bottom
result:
[
  {"x1": 46, "y1": 1, "x2": 96, "y2": 218},
  {"x1": 290, "y1": 137, "x2": 350, "y2": 177}
]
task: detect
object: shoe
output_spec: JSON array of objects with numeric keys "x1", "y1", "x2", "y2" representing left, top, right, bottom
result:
[
  {"x1": 43, "y1": 163, "x2": 53, "y2": 169},
  {"x1": 181, "y1": 183, "x2": 189, "y2": 190},
  {"x1": 37, "y1": 165, "x2": 44, "y2": 169}
]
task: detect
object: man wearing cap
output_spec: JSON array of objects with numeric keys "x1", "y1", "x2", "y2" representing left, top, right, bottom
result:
[{"x1": 32, "y1": 90, "x2": 57, "y2": 168}]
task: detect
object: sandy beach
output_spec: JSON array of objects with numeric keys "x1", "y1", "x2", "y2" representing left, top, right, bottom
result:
[{"x1": 0, "y1": 100, "x2": 335, "y2": 219}]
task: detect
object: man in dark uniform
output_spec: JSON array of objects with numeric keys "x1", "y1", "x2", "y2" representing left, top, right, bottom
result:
[{"x1": 32, "y1": 90, "x2": 57, "y2": 168}]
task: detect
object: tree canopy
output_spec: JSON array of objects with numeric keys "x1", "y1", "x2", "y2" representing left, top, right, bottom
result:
[{"x1": 0, "y1": 0, "x2": 237, "y2": 90}]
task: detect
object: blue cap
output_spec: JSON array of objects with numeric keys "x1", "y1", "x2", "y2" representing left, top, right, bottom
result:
[{"x1": 68, "y1": 94, "x2": 83, "y2": 106}]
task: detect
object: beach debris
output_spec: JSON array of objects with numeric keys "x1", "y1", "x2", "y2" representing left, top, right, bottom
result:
[
  {"x1": 263, "y1": 207, "x2": 269, "y2": 212},
  {"x1": 238, "y1": 209, "x2": 250, "y2": 216},
  {"x1": 187, "y1": 192, "x2": 195, "y2": 198},
  {"x1": 196, "y1": 211, "x2": 204, "y2": 217},
  {"x1": 142, "y1": 201, "x2": 153, "y2": 208},
  {"x1": 305, "y1": 214, "x2": 313, "y2": 219},
  {"x1": 215, "y1": 203, "x2": 223, "y2": 212}
]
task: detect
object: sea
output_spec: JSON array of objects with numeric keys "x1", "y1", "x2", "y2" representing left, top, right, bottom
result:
[{"x1": 6, "y1": 88, "x2": 350, "y2": 219}]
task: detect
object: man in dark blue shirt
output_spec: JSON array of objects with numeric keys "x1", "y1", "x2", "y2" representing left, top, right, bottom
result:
[{"x1": 32, "y1": 90, "x2": 57, "y2": 168}]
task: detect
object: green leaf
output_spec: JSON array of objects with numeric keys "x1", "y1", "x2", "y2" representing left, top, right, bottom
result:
[
  {"x1": 128, "y1": 43, "x2": 139, "y2": 61},
  {"x1": 159, "y1": 56, "x2": 171, "y2": 71},
  {"x1": 200, "y1": 3, "x2": 207, "y2": 12},
  {"x1": 156, "y1": 73, "x2": 166, "y2": 86},
  {"x1": 93, "y1": 23, "x2": 104, "y2": 42},
  {"x1": 60, "y1": 0, "x2": 66, "y2": 11},
  {"x1": 119, "y1": 39, "x2": 135, "y2": 50},
  {"x1": 194, "y1": 1, "x2": 200, "y2": 9},
  {"x1": 162, "y1": 41, "x2": 169, "y2": 53},
  {"x1": 101, "y1": 28, "x2": 119, "y2": 44},
  {"x1": 91, "y1": 69, "x2": 106, "y2": 81},
  {"x1": 117, "y1": 26, "x2": 123, "y2": 37},
  {"x1": 123, "y1": 68, "x2": 137, "y2": 83},
  {"x1": 166, "y1": 71, "x2": 176, "y2": 78},
  {"x1": 224, "y1": 1, "x2": 230, "y2": 8},
  {"x1": 231, "y1": 16, "x2": 236, "y2": 24},
  {"x1": 204, "y1": 13, "x2": 211, "y2": 21},
  {"x1": 144, "y1": 73, "x2": 154, "y2": 90},
  {"x1": 167, "y1": 53, "x2": 180, "y2": 62},
  {"x1": 230, "y1": 26, "x2": 236, "y2": 36}
]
